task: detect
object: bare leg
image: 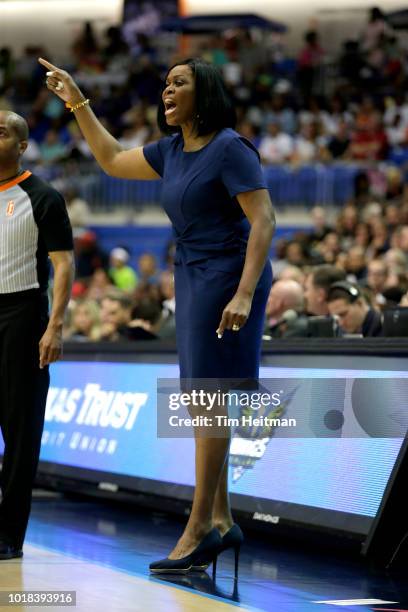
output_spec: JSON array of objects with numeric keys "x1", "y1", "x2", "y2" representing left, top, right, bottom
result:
[
  {"x1": 168, "y1": 432, "x2": 230, "y2": 559},
  {"x1": 212, "y1": 451, "x2": 234, "y2": 536}
]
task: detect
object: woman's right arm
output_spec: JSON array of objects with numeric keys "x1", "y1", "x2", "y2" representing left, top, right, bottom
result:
[{"x1": 38, "y1": 58, "x2": 160, "y2": 180}]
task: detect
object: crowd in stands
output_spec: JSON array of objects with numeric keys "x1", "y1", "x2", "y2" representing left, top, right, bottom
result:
[
  {"x1": 1, "y1": 7, "x2": 408, "y2": 173},
  {"x1": 266, "y1": 200, "x2": 408, "y2": 337},
  {"x1": 1, "y1": 6, "x2": 408, "y2": 339},
  {"x1": 63, "y1": 235, "x2": 176, "y2": 342},
  {"x1": 62, "y1": 195, "x2": 408, "y2": 342}
]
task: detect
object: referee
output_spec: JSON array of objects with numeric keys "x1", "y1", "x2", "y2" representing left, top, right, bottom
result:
[{"x1": 0, "y1": 110, "x2": 74, "y2": 559}]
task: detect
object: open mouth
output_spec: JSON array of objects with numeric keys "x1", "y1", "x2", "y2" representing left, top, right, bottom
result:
[{"x1": 164, "y1": 99, "x2": 177, "y2": 116}]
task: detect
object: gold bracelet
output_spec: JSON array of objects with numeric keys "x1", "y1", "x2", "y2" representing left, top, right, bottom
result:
[{"x1": 65, "y1": 98, "x2": 90, "y2": 113}]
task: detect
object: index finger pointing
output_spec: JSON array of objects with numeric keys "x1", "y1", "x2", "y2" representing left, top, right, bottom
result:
[
  {"x1": 38, "y1": 57, "x2": 60, "y2": 71},
  {"x1": 216, "y1": 311, "x2": 228, "y2": 339}
]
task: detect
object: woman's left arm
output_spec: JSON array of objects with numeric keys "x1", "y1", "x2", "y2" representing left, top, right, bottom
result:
[{"x1": 216, "y1": 189, "x2": 276, "y2": 337}]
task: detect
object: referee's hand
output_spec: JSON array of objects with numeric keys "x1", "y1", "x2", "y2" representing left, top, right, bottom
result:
[{"x1": 39, "y1": 326, "x2": 62, "y2": 369}]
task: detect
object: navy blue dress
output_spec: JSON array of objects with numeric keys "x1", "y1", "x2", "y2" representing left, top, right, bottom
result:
[{"x1": 143, "y1": 128, "x2": 272, "y2": 383}]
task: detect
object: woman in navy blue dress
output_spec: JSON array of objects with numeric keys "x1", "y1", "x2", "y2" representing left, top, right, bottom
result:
[{"x1": 40, "y1": 56, "x2": 276, "y2": 576}]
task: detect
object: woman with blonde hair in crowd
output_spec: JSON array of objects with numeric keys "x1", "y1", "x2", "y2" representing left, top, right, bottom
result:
[{"x1": 66, "y1": 299, "x2": 101, "y2": 341}]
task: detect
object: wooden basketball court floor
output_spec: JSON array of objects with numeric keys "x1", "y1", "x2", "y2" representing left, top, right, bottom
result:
[{"x1": 0, "y1": 494, "x2": 406, "y2": 612}]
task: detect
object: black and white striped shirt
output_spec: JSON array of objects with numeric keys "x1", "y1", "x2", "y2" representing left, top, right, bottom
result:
[{"x1": 0, "y1": 171, "x2": 73, "y2": 294}]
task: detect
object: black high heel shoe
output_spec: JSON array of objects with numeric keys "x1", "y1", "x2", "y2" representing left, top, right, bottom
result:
[
  {"x1": 149, "y1": 528, "x2": 222, "y2": 574},
  {"x1": 193, "y1": 523, "x2": 244, "y2": 580}
]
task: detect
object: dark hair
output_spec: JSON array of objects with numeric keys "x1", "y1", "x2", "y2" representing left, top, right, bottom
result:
[
  {"x1": 305, "y1": 31, "x2": 318, "y2": 45},
  {"x1": 311, "y1": 265, "x2": 346, "y2": 295},
  {"x1": 157, "y1": 58, "x2": 236, "y2": 136},
  {"x1": 131, "y1": 298, "x2": 162, "y2": 325},
  {"x1": 370, "y1": 7, "x2": 385, "y2": 22},
  {"x1": 327, "y1": 281, "x2": 361, "y2": 304}
]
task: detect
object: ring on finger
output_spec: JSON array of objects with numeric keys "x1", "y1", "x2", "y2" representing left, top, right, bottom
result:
[{"x1": 232, "y1": 323, "x2": 240, "y2": 331}]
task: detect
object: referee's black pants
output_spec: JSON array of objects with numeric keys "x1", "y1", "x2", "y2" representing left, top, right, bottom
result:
[{"x1": 0, "y1": 290, "x2": 49, "y2": 548}]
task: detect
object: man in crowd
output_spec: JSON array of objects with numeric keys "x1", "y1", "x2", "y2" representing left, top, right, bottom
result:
[
  {"x1": 265, "y1": 279, "x2": 304, "y2": 337},
  {"x1": 327, "y1": 282, "x2": 383, "y2": 336},
  {"x1": 99, "y1": 293, "x2": 133, "y2": 341},
  {"x1": 366, "y1": 259, "x2": 388, "y2": 299},
  {"x1": 304, "y1": 264, "x2": 346, "y2": 315}
]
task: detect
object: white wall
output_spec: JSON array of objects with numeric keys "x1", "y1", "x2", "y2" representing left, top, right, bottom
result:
[
  {"x1": 183, "y1": 0, "x2": 408, "y2": 53},
  {"x1": 0, "y1": 0, "x2": 123, "y2": 59}
]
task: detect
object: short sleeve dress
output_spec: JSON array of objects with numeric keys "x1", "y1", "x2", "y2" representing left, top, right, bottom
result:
[{"x1": 143, "y1": 128, "x2": 273, "y2": 383}]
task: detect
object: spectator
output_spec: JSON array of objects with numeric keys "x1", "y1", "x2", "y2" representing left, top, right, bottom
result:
[
  {"x1": 362, "y1": 7, "x2": 392, "y2": 52},
  {"x1": 362, "y1": 201, "x2": 383, "y2": 225},
  {"x1": 384, "y1": 269, "x2": 408, "y2": 297},
  {"x1": 327, "y1": 282, "x2": 382, "y2": 336},
  {"x1": 265, "y1": 280, "x2": 304, "y2": 337},
  {"x1": 75, "y1": 230, "x2": 108, "y2": 280},
  {"x1": 384, "y1": 203, "x2": 401, "y2": 230},
  {"x1": 345, "y1": 245, "x2": 367, "y2": 282},
  {"x1": 297, "y1": 31, "x2": 325, "y2": 101},
  {"x1": 109, "y1": 247, "x2": 138, "y2": 292},
  {"x1": 66, "y1": 299, "x2": 101, "y2": 341},
  {"x1": 327, "y1": 120, "x2": 351, "y2": 159},
  {"x1": 64, "y1": 187, "x2": 90, "y2": 229},
  {"x1": 337, "y1": 205, "x2": 359, "y2": 239},
  {"x1": 263, "y1": 94, "x2": 297, "y2": 135},
  {"x1": 324, "y1": 96, "x2": 353, "y2": 136},
  {"x1": 366, "y1": 259, "x2": 388, "y2": 297},
  {"x1": 67, "y1": 121, "x2": 93, "y2": 160},
  {"x1": 292, "y1": 123, "x2": 319, "y2": 164},
  {"x1": 316, "y1": 232, "x2": 342, "y2": 264},
  {"x1": 350, "y1": 109, "x2": 388, "y2": 161},
  {"x1": 258, "y1": 121, "x2": 293, "y2": 164},
  {"x1": 71, "y1": 21, "x2": 103, "y2": 73},
  {"x1": 40, "y1": 129, "x2": 68, "y2": 163},
  {"x1": 304, "y1": 265, "x2": 346, "y2": 315},
  {"x1": 338, "y1": 40, "x2": 364, "y2": 85},
  {"x1": 385, "y1": 167, "x2": 403, "y2": 202},
  {"x1": 138, "y1": 252, "x2": 158, "y2": 285},
  {"x1": 367, "y1": 219, "x2": 390, "y2": 257},
  {"x1": 102, "y1": 26, "x2": 129, "y2": 69},
  {"x1": 125, "y1": 298, "x2": 162, "y2": 340},
  {"x1": 265, "y1": 280, "x2": 304, "y2": 325},
  {"x1": 352, "y1": 171, "x2": 372, "y2": 207},
  {"x1": 354, "y1": 222, "x2": 372, "y2": 249},
  {"x1": 308, "y1": 206, "x2": 332, "y2": 244},
  {"x1": 384, "y1": 248, "x2": 408, "y2": 273},
  {"x1": 87, "y1": 267, "x2": 116, "y2": 301},
  {"x1": 277, "y1": 265, "x2": 305, "y2": 286},
  {"x1": 284, "y1": 240, "x2": 308, "y2": 268},
  {"x1": 236, "y1": 120, "x2": 261, "y2": 147},
  {"x1": 99, "y1": 293, "x2": 133, "y2": 341},
  {"x1": 398, "y1": 226, "x2": 408, "y2": 256},
  {"x1": 119, "y1": 107, "x2": 150, "y2": 149}
]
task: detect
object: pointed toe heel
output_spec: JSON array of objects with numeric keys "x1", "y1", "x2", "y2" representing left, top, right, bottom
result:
[{"x1": 149, "y1": 528, "x2": 222, "y2": 574}]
